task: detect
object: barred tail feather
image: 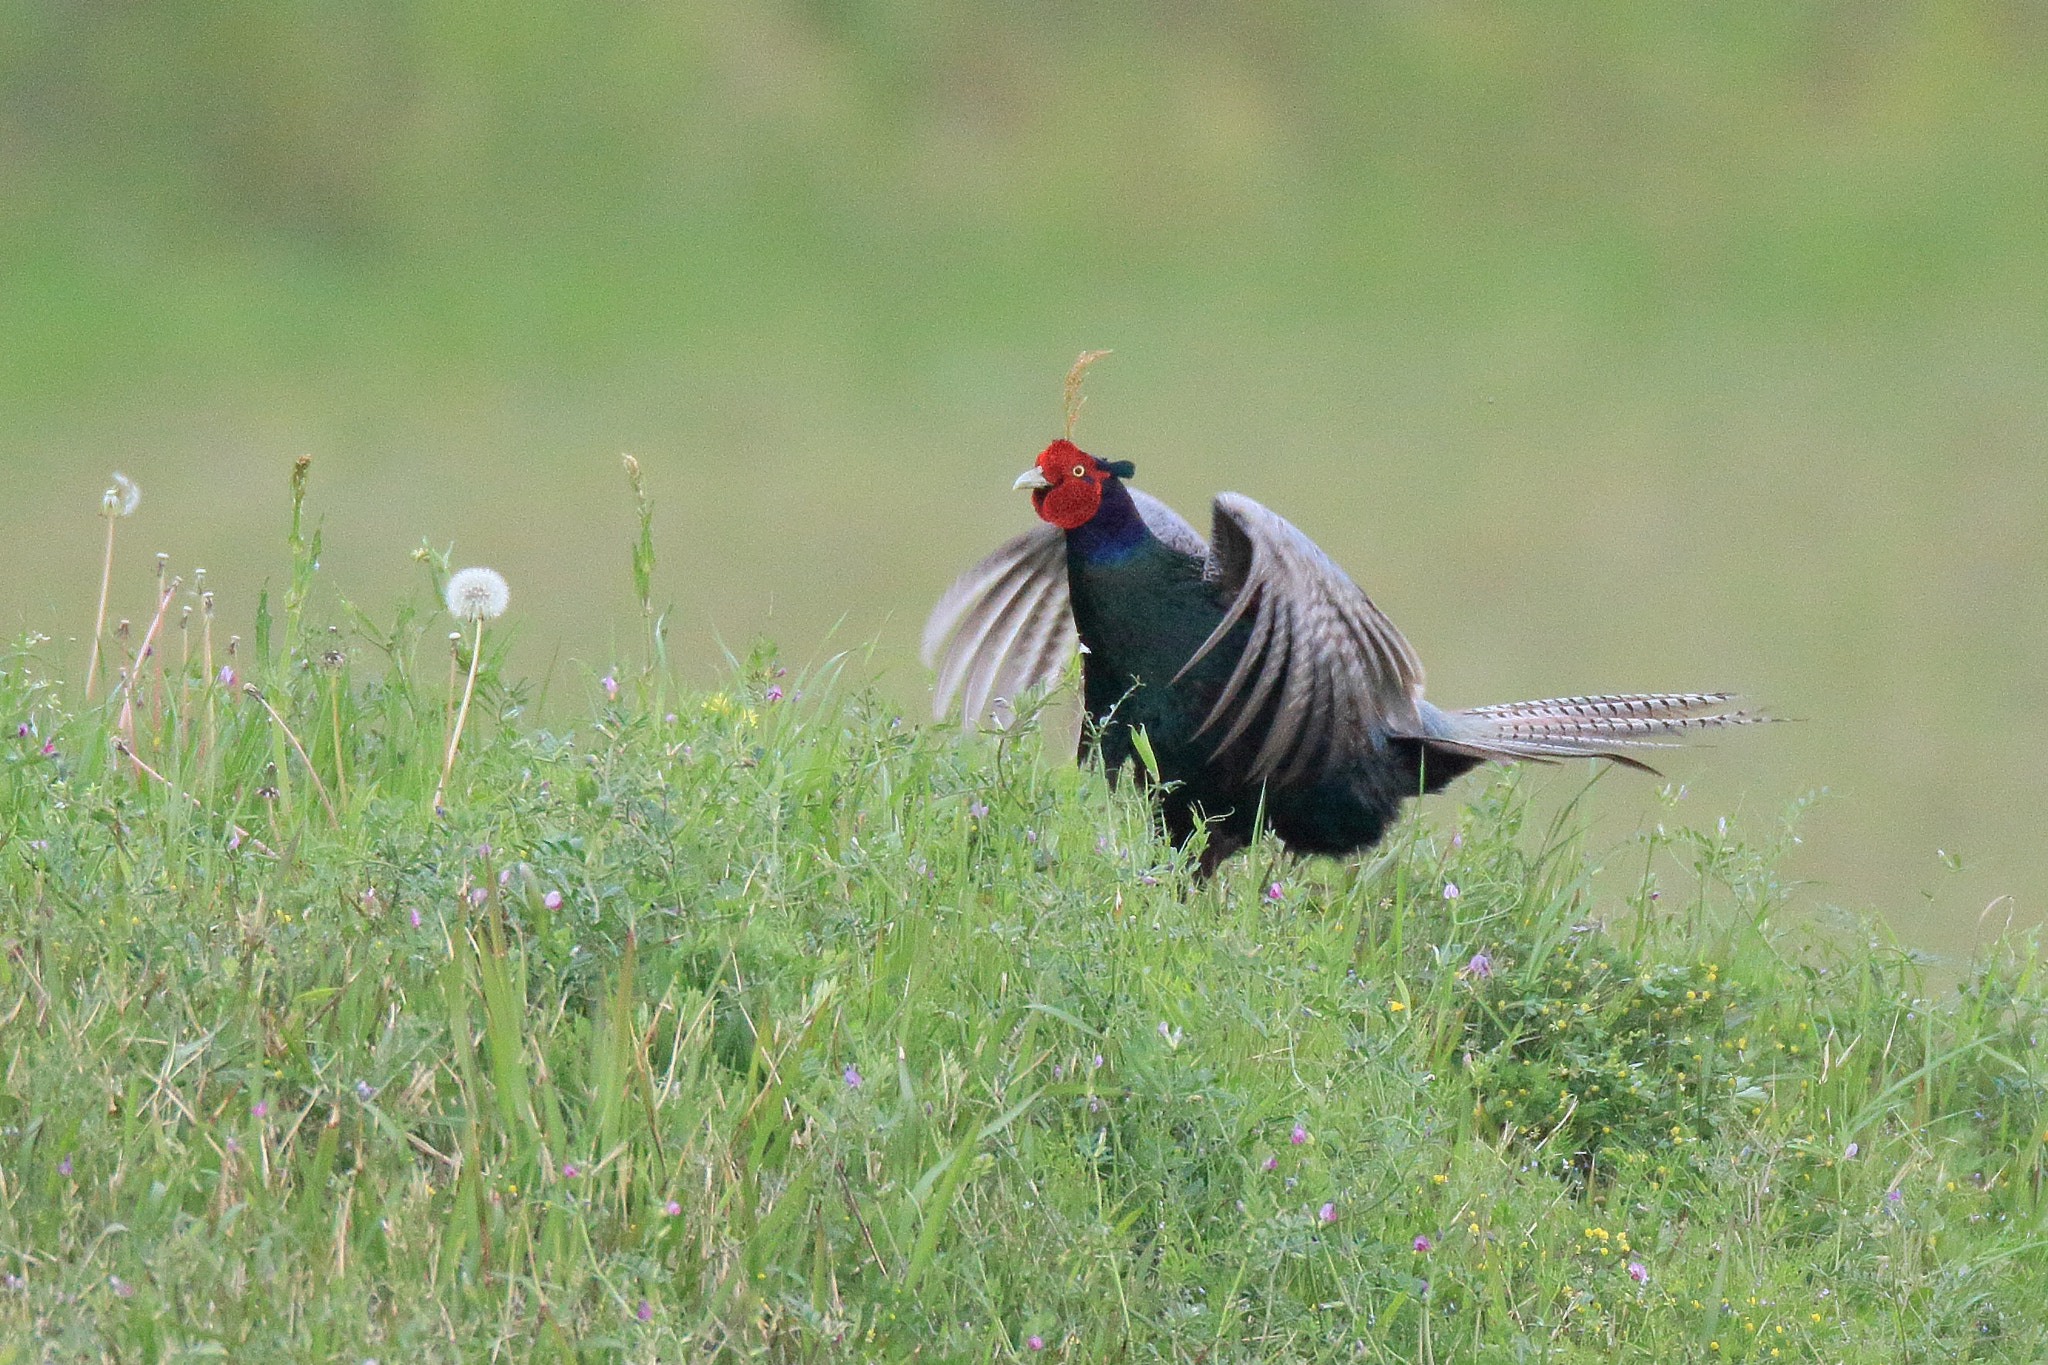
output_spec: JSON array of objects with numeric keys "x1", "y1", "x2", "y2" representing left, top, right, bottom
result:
[{"x1": 1423, "y1": 692, "x2": 1768, "y2": 772}]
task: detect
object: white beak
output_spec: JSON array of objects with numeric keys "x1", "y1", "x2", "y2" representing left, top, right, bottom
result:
[{"x1": 1013, "y1": 466, "x2": 1051, "y2": 490}]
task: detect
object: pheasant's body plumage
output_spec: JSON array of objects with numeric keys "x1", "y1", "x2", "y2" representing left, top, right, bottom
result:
[{"x1": 924, "y1": 440, "x2": 1763, "y2": 876}]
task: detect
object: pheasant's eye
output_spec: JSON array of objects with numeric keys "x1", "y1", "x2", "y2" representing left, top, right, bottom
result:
[{"x1": 1071, "y1": 464, "x2": 1088, "y2": 478}]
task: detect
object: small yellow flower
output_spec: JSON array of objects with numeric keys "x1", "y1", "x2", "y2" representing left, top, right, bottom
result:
[{"x1": 1388, "y1": 1000, "x2": 1406, "y2": 1011}]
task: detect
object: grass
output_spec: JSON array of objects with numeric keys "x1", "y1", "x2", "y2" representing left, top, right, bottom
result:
[{"x1": 3, "y1": 487, "x2": 2048, "y2": 1363}]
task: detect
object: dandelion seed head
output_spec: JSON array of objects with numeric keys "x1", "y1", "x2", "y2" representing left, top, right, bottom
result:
[
  {"x1": 445, "y1": 566, "x2": 510, "y2": 621},
  {"x1": 102, "y1": 472, "x2": 140, "y2": 517}
]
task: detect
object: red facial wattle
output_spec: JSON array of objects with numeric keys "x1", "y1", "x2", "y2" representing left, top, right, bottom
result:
[{"x1": 1031, "y1": 439, "x2": 1106, "y2": 530}]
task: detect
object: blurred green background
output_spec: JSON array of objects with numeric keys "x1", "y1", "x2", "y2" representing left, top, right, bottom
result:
[{"x1": 3, "y1": 1, "x2": 2043, "y2": 953}]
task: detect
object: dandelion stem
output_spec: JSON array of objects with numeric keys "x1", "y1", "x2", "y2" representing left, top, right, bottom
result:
[
  {"x1": 328, "y1": 672, "x2": 349, "y2": 806},
  {"x1": 85, "y1": 515, "x2": 116, "y2": 702},
  {"x1": 117, "y1": 576, "x2": 179, "y2": 749},
  {"x1": 245, "y1": 683, "x2": 340, "y2": 829},
  {"x1": 149, "y1": 555, "x2": 169, "y2": 730},
  {"x1": 200, "y1": 593, "x2": 216, "y2": 767},
  {"x1": 434, "y1": 615, "x2": 485, "y2": 812}
]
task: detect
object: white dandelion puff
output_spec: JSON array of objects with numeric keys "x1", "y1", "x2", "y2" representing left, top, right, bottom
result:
[
  {"x1": 101, "y1": 472, "x2": 140, "y2": 518},
  {"x1": 434, "y1": 566, "x2": 510, "y2": 811},
  {"x1": 445, "y1": 566, "x2": 510, "y2": 621}
]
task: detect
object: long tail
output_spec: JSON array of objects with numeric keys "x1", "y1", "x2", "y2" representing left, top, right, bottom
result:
[{"x1": 1417, "y1": 692, "x2": 1769, "y2": 773}]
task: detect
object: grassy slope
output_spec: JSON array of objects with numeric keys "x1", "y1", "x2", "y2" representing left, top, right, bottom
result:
[{"x1": 1, "y1": 583, "x2": 2046, "y2": 1361}]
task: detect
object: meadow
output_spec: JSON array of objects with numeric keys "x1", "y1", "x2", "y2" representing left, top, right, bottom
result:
[
  {"x1": 6, "y1": 1, "x2": 2048, "y2": 953},
  {"x1": 3, "y1": 473, "x2": 2046, "y2": 1362}
]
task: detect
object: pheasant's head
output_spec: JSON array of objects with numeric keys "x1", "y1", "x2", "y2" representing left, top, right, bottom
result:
[{"x1": 1014, "y1": 439, "x2": 1135, "y2": 530}]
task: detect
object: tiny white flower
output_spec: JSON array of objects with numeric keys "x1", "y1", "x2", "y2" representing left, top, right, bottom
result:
[{"x1": 445, "y1": 566, "x2": 510, "y2": 621}]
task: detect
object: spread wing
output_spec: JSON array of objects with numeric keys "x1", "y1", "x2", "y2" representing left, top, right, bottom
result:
[
  {"x1": 1175, "y1": 492, "x2": 1425, "y2": 783},
  {"x1": 923, "y1": 489, "x2": 1207, "y2": 727},
  {"x1": 922, "y1": 523, "x2": 1074, "y2": 728}
]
